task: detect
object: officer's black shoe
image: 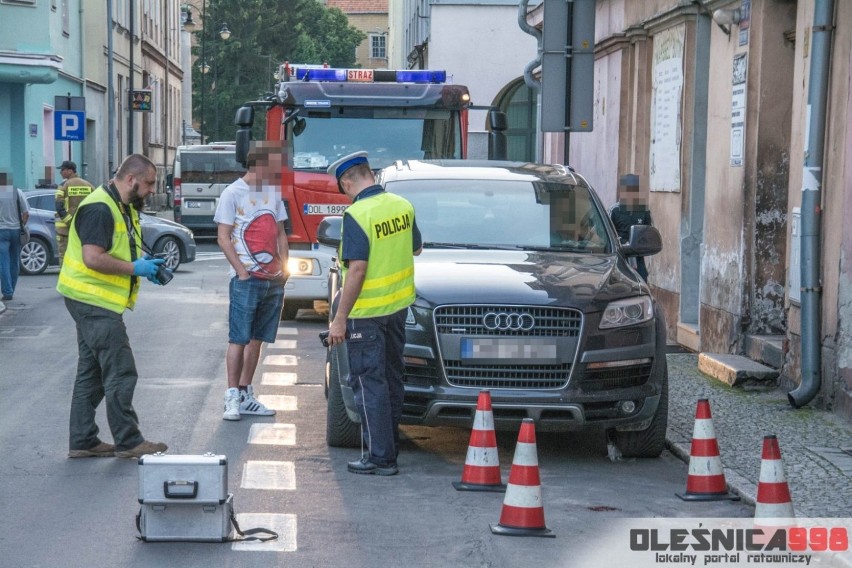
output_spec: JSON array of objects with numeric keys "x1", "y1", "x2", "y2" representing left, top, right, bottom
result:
[{"x1": 347, "y1": 456, "x2": 398, "y2": 476}]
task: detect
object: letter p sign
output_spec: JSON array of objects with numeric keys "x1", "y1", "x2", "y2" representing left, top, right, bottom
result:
[{"x1": 55, "y1": 110, "x2": 86, "y2": 141}]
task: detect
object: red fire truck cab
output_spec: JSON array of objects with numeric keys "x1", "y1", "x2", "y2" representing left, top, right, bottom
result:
[{"x1": 234, "y1": 64, "x2": 504, "y2": 318}]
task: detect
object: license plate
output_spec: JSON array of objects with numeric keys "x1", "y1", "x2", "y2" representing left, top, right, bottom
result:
[
  {"x1": 303, "y1": 203, "x2": 348, "y2": 215},
  {"x1": 460, "y1": 338, "x2": 558, "y2": 361},
  {"x1": 185, "y1": 201, "x2": 202, "y2": 209}
]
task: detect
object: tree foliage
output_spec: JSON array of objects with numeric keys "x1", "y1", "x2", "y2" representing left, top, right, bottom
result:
[{"x1": 193, "y1": 0, "x2": 366, "y2": 142}]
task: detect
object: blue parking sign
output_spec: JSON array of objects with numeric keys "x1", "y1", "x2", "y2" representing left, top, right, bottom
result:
[{"x1": 55, "y1": 110, "x2": 86, "y2": 141}]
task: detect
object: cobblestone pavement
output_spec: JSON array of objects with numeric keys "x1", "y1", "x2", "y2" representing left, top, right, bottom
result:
[{"x1": 666, "y1": 353, "x2": 852, "y2": 519}]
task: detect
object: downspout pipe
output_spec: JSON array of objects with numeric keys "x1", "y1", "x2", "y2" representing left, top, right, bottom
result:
[
  {"x1": 517, "y1": 0, "x2": 542, "y2": 90},
  {"x1": 107, "y1": 0, "x2": 114, "y2": 175},
  {"x1": 789, "y1": 0, "x2": 835, "y2": 408}
]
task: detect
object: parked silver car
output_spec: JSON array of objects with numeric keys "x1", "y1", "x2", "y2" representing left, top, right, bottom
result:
[{"x1": 20, "y1": 189, "x2": 196, "y2": 275}]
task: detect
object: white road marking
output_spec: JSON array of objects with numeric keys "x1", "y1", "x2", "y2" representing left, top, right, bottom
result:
[
  {"x1": 263, "y1": 354, "x2": 298, "y2": 366},
  {"x1": 248, "y1": 423, "x2": 296, "y2": 446},
  {"x1": 261, "y1": 372, "x2": 297, "y2": 386},
  {"x1": 277, "y1": 326, "x2": 298, "y2": 335},
  {"x1": 269, "y1": 339, "x2": 297, "y2": 349},
  {"x1": 231, "y1": 513, "x2": 297, "y2": 552},
  {"x1": 241, "y1": 461, "x2": 296, "y2": 490},
  {"x1": 257, "y1": 394, "x2": 297, "y2": 411}
]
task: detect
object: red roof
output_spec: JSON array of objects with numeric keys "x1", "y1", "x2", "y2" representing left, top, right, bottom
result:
[{"x1": 326, "y1": 0, "x2": 387, "y2": 14}]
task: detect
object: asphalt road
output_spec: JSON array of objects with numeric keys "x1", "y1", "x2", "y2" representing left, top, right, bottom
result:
[{"x1": 0, "y1": 243, "x2": 756, "y2": 568}]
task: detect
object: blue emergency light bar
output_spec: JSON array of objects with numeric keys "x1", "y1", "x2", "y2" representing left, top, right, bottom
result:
[{"x1": 293, "y1": 68, "x2": 447, "y2": 84}]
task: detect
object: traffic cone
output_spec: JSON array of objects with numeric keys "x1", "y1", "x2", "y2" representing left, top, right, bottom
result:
[
  {"x1": 676, "y1": 399, "x2": 740, "y2": 501},
  {"x1": 453, "y1": 391, "x2": 506, "y2": 492},
  {"x1": 754, "y1": 435, "x2": 795, "y2": 521},
  {"x1": 490, "y1": 418, "x2": 554, "y2": 537}
]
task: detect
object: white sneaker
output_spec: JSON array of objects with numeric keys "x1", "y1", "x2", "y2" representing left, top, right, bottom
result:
[
  {"x1": 223, "y1": 388, "x2": 241, "y2": 421},
  {"x1": 239, "y1": 385, "x2": 276, "y2": 416}
]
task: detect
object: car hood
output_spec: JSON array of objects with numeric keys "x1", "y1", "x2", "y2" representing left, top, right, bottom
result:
[
  {"x1": 140, "y1": 213, "x2": 187, "y2": 231},
  {"x1": 413, "y1": 249, "x2": 642, "y2": 310}
]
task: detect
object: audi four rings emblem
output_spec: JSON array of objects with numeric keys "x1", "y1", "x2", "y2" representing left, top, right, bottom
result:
[{"x1": 483, "y1": 311, "x2": 535, "y2": 331}]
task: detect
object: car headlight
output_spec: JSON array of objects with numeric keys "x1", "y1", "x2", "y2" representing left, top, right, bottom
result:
[
  {"x1": 287, "y1": 257, "x2": 316, "y2": 276},
  {"x1": 599, "y1": 296, "x2": 653, "y2": 329}
]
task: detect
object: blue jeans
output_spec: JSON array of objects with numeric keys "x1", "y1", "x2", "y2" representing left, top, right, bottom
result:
[
  {"x1": 0, "y1": 228, "x2": 22, "y2": 297},
  {"x1": 228, "y1": 275, "x2": 285, "y2": 344},
  {"x1": 346, "y1": 309, "x2": 407, "y2": 467}
]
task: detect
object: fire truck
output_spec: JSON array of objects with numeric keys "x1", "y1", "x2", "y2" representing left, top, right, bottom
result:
[{"x1": 234, "y1": 63, "x2": 506, "y2": 319}]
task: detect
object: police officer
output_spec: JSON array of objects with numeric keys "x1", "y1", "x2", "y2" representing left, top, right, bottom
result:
[
  {"x1": 55, "y1": 160, "x2": 94, "y2": 266},
  {"x1": 325, "y1": 151, "x2": 422, "y2": 476}
]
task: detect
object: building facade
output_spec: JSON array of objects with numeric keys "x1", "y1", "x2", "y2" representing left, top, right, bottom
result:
[
  {"x1": 532, "y1": 0, "x2": 851, "y2": 419},
  {"x1": 326, "y1": 0, "x2": 389, "y2": 70},
  {"x1": 0, "y1": 0, "x2": 188, "y2": 209}
]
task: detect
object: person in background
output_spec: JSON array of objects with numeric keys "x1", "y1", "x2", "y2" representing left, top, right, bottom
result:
[
  {"x1": 55, "y1": 160, "x2": 94, "y2": 266},
  {"x1": 325, "y1": 151, "x2": 422, "y2": 476},
  {"x1": 56, "y1": 154, "x2": 169, "y2": 459},
  {"x1": 215, "y1": 141, "x2": 290, "y2": 421},
  {"x1": 0, "y1": 172, "x2": 29, "y2": 302},
  {"x1": 609, "y1": 194, "x2": 652, "y2": 281}
]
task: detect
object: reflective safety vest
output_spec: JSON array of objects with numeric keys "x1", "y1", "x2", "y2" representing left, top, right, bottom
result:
[
  {"x1": 56, "y1": 187, "x2": 141, "y2": 313},
  {"x1": 341, "y1": 192, "x2": 416, "y2": 318},
  {"x1": 55, "y1": 177, "x2": 94, "y2": 233}
]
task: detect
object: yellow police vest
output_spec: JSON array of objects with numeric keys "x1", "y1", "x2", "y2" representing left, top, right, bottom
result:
[
  {"x1": 55, "y1": 178, "x2": 94, "y2": 232},
  {"x1": 56, "y1": 187, "x2": 141, "y2": 313},
  {"x1": 342, "y1": 192, "x2": 416, "y2": 318}
]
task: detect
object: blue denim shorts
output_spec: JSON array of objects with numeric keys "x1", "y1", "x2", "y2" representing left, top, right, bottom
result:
[{"x1": 228, "y1": 276, "x2": 285, "y2": 345}]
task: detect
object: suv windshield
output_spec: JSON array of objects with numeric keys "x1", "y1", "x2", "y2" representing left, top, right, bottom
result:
[
  {"x1": 289, "y1": 109, "x2": 461, "y2": 172},
  {"x1": 387, "y1": 179, "x2": 612, "y2": 253}
]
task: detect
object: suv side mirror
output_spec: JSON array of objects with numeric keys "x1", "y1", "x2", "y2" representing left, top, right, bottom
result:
[
  {"x1": 621, "y1": 225, "x2": 662, "y2": 257},
  {"x1": 317, "y1": 216, "x2": 343, "y2": 248},
  {"x1": 487, "y1": 109, "x2": 508, "y2": 160},
  {"x1": 234, "y1": 106, "x2": 255, "y2": 168}
]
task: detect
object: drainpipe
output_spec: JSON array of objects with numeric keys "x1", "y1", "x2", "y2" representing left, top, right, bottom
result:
[
  {"x1": 789, "y1": 0, "x2": 835, "y2": 408},
  {"x1": 517, "y1": 0, "x2": 542, "y2": 161},
  {"x1": 107, "y1": 0, "x2": 115, "y2": 175}
]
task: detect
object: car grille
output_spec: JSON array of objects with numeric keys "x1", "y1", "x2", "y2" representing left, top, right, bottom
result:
[
  {"x1": 435, "y1": 305, "x2": 581, "y2": 337},
  {"x1": 580, "y1": 363, "x2": 652, "y2": 391},
  {"x1": 435, "y1": 305, "x2": 581, "y2": 389},
  {"x1": 442, "y1": 361, "x2": 572, "y2": 389}
]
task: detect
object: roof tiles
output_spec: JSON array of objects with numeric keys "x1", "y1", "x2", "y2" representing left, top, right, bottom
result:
[{"x1": 326, "y1": 0, "x2": 388, "y2": 14}]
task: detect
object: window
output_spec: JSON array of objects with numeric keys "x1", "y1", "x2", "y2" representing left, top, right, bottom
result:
[{"x1": 370, "y1": 34, "x2": 386, "y2": 60}]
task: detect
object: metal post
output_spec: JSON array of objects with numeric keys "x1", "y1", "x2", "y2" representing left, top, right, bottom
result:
[
  {"x1": 200, "y1": 0, "x2": 207, "y2": 144},
  {"x1": 107, "y1": 0, "x2": 115, "y2": 175},
  {"x1": 128, "y1": 0, "x2": 135, "y2": 156}
]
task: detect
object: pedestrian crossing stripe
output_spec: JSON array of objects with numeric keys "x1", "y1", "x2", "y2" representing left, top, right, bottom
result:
[
  {"x1": 241, "y1": 461, "x2": 296, "y2": 490},
  {"x1": 232, "y1": 513, "x2": 297, "y2": 552},
  {"x1": 277, "y1": 326, "x2": 298, "y2": 335},
  {"x1": 256, "y1": 394, "x2": 297, "y2": 411},
  {"x1": 269, "y1": 339, "x2": 297, "y2": 349},
  {"x1": 263, "y1": 354, "x2": 298, "y2": 366},
  {"x1": 248, "y1": 423, "x2": 296, "y2": 446},
  {"x1": 261, "y1": 372, "x2": 297, "y2": 386}
]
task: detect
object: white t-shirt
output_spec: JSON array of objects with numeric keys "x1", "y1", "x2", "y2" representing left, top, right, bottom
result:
[{"x1": 214, "y1": 178, "x2": 288, "y2": 279}]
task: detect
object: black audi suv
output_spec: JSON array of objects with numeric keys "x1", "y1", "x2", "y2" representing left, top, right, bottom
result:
[{"x1": 319, "y1": 160, "x2": 668, "y2": 457}]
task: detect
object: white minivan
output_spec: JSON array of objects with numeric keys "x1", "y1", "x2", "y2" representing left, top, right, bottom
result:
[{"x1": 172, "y1": 143, "x2": 243, "y2": 231}]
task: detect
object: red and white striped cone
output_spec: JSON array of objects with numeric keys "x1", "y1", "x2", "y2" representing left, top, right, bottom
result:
[
  {"x1": 677, "y1": 399, "x2": 740, "y2": 501},
  {"x1": 490, "y1": 418, "x2": 554, "y2": 538},
  {"x1": 453, "y1": 391, "x2": 506, "y2": 492},
  {"x1": 754, "y1": 435, "x2": 795, "y2": 523}
]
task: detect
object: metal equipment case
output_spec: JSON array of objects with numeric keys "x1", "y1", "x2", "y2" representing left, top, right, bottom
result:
[{"x1": 137, "y1": 453, "x2": 233, "y2": 542}]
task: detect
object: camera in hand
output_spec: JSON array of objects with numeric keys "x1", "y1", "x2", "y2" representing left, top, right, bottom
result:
[
  {"x1": 319, "y1": 331, "x2": 330, "y2": 347},
  {"x1": 153, "y1": 254, "x2": 173, "y2": 285}
]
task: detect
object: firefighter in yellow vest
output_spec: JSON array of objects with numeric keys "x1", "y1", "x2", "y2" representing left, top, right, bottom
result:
[
  {"x1": 55, "y1": 160, "x2": 94, "y2": 265},
  {"x1": 325, "y1": 151, "x2": 422, "y2": 476},
  {"x1": 56, "y1": 154, "x2": 169, "y2": 460}
]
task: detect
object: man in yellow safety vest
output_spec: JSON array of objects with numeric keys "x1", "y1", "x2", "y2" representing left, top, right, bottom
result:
[{"x1": 55, "y1": 160, "x2": 94, "y2": 266}]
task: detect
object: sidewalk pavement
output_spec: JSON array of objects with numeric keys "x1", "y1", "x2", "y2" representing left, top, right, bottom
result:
[{"x1": 666, "y1": 352, "x2": 852, "y2": 565}]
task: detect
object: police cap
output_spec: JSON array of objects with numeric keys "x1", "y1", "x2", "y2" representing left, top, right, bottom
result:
[{"x1": 327, "y1": 151, "x2": 368, "y2": 180}]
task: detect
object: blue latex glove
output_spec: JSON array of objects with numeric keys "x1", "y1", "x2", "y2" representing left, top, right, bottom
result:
[{"x1": 132, "y1": 257, "x2": 165, "y2": 280}]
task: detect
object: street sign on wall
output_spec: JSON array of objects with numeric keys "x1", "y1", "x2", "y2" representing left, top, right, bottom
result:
[{"x1": 54, "y1": 110, "x2": 86, "y2": 141}]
